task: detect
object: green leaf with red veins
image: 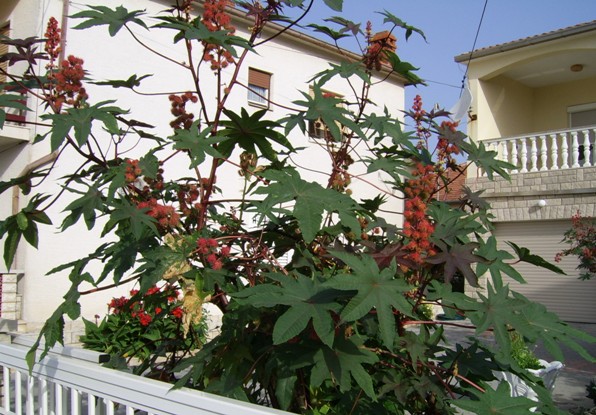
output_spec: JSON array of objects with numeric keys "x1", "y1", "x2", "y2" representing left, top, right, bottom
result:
[{"x1": 325, "y1": 251, "x2": 413, "y2": 348}]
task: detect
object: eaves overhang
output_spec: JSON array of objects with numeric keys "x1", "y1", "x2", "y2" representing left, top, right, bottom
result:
[{"x1": 454, "y1": 20, "x2": 596, "y2": 64}]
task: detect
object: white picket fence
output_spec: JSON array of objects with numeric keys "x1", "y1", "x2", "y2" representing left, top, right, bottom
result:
[{"x1": 0, "y1": 336, "x2": 291, "y2": 415}]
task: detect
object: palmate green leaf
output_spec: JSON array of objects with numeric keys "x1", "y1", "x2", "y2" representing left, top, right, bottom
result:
[
  {"x1": 427, "y1": 201, "x2": 485, "y2": 246},
  {"x1": 71, "y1": 5, "x2": 148, "y2": 36},
  {"x1": 0, "y1": 194, "x2": 51, "y2": 269},
  {"x1": 506, "y1": 241, "x2": 565, "y2": 275},
  {"x1": 0, "y1": 170, "x2": 46, "y2": 196},
  {"x1": 292, "y1": 83, "x2": 363, "y2": 141},
  {"x1": 325, "y1": 251, "x2": 413, "y2": 347},
  {"x1": 61, "y1": 182, "x2": 105, "y2": 231},
  {"x1": 508, "y1": 293, "x2": 596, "y2": 363},
  {"x1": 218, "y1": 108, "x2": 293, "y2": 162},
  {"x1": 383, "y1": 52, "x2": 425, "y2": 85},
  {"x1": 171, "y1": 121, "x2": 226, "y2": 168},
  {"x1": 91, "y1": 73, "x2": 152, "y2": 89},
  {"x1": 311, "y1": 336, "x2": 377, "y2": 399},
  {"x1": 233, "y1": 272, "x2": 342, "y2": 347},
  {"x1": 466, "y1": 283, "x2": 526, "y2": 356},
  {"x1": 306, "y1": 24, "x2": 350, "y2": 41},
  {"x1": 426, "y1": 241, "x2": 486, "y2": 287},
  {"x1": 42, "y1": 101, "x2": 126, "y2": 151},
  {"x1": 476, "y1": 236, "x2": 525, "y2": 287},
  {"x1": 104, "y1": 200, "x2": 158, "y2": 240},
  {"x1": 324, "y1": 16, "x2": 361, "y2": 35},
  {"x1": 310, "y1": 62, "x2": 370, "y2": 87},
  {"x1": 462, "y1": 140, "x2": 515, "y2": 180},
  {"x1": 378, "y1": 10, "x2": 426, "y2": 42},
  {"x1": 153, "y1": 17, "x2": 252, "y2": 56},
  {"x1": 453, "y1": 382, "x2": 537, "y2": 415},
  {"x1": 321, "y1": 0, "x2": 343, "y2": 12},
  {"x1": 252, "y1": 168, "x2": 362, "y2": 243}
]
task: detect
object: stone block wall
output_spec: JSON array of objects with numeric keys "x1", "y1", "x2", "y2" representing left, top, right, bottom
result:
[
  {"x1": 466, "y1": 166, "x2": 596, "y2": 223},
  {"x1": 0, "y1": 272, "x2": 21, "y2": 320}
]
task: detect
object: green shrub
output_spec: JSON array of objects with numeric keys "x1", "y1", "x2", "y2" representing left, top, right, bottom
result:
[{"x1": 80, "y1": 283, "x2": 207, "y2": 380}]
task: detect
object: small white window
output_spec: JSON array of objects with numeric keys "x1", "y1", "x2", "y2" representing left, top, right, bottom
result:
[{"x1": 247, "y1": 68, "x2": 271, "y2": 108}]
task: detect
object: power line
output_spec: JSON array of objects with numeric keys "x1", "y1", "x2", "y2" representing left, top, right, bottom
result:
[{"x1": 461, "y1": 0, "x2": 489, "y2": 93}]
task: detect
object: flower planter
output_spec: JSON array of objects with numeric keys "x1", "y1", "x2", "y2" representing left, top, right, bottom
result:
[{"x1": 495, "y1": 359, "x2": 564, "y2": 410}]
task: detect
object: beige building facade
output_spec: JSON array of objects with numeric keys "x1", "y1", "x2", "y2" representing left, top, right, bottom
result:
[{"x1": 456, "y1": 21, "x2": 596, "y2": 323}]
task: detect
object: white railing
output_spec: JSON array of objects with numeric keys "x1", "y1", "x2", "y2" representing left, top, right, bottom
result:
[
  {"x1": 0, "y1": 337, "x2": 291, "y2": 415},
  {"x1": 482, "y1": 125, "x2": 596, "y2": 174}
]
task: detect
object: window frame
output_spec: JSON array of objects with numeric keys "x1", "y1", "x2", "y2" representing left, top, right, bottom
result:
[{"x1": 247, "y1": 68, "x2": 271, "y2": 109}]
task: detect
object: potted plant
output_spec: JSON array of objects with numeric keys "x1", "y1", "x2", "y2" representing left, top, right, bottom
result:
[{"x1": 495, "y1": 331, "x2": 563, "y2": 403}]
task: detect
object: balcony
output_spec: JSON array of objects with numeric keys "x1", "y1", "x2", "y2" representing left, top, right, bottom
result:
[
  {"x1": 0, "y1": 90, "x2": 29, "y2": 150},
  {"x1": 481, "y1": 125, "x2": 596, "y2": 175}
]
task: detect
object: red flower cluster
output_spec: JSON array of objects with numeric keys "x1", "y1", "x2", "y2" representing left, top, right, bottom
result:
[
  {"x1": 171, "y1": 306, "x2": 184, "y2": 319},
  {"x1": 48, "y1": 54, "x2": 88, "y2": 110},
  {"x1": 197, "y1": 237, "x2": 231, "y2": 270},
  {"x1": 412, "y1": 95, "x2": 431, "y2": 147},
  {"x1": 44, "y1": 17, "x2": 61, "y2": 61},
  {"x1": 125, "y1": 159, "x2": 142, "y2": 183},
  {"x1": 137, "y1": 198, "x2": 180, "y2": 229},
  {"x1": 169, "y1": 92, "x2": 198, "y2": 130},
  {"x1": 436, "y1": 120, "x2": 461, "y2": 168},
  {"x1": 403, "y1": 163, "x2": 437, "y2": 265},
  {"x1": 201, "y1": 0, "x2": 236, "y2": 70},
  {"x1": 178, "y1": 184, "x2": 200, "y2": 216},
  {"x1": 108, "y1": 296, "x2": 128, "y2": 313},
  {"x1": 107, "y1": 285, "x2": 183, "y2": 327}
]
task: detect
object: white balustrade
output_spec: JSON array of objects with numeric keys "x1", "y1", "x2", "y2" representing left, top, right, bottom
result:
[
  {"x1": 481, "y1": 125, "x2": 595, "y2": 175},
  {"x1": 550, "y1": 134, "x2": 558, "y2": 170},
  {"x1": 571, "y1": 131, "x2": 580, "y2": 168}
]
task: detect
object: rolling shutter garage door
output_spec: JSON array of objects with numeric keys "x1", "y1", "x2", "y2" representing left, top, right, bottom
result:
[{"x1": 494, "y1": 220, "x2": 596, "y2": 324}]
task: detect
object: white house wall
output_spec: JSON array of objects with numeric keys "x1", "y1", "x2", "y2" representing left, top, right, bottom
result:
[{"x1": 1, "y1": 0, "x2": 406, "y2": 330}]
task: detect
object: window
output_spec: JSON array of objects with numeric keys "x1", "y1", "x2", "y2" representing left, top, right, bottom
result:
[
  {"x1": 247, "y1": 68, "x2": 271, "y2": 108},
  {"x1": 568, "y1": 103, "x2": 596, "y2": 128},
  {"x1": 568, "y1": 103, "x2": 596, "y2": 164}
]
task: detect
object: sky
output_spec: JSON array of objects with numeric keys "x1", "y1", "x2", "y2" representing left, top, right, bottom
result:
[{"x1": 290, "y1": 0, "x2": 596, "y2": 124}]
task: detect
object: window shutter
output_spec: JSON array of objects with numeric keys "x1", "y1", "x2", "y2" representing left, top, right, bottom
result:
[
  {"x1": 0, "y1": 24, "x2": 9, "y2": 84},
  {"x1": 248, "y1": 68, "x2": 271, "y2": 89}
]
